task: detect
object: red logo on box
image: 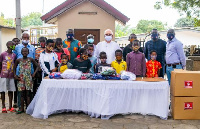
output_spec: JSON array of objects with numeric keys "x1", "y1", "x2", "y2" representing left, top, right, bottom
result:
[
  {"x1": 184, "y1": 81, "x2": 193, "y2": 88},
  {"x1": 184, "y1": 102, "x2": 193, "y2": 110}
]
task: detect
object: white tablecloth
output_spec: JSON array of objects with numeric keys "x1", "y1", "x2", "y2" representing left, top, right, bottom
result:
[{"x1": 26, "y1": 79, "x2": 169, "y2": 119}]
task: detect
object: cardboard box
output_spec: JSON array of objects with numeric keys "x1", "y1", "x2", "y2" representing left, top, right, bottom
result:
[
  {"x1": 171, "y1": 70, "x2": 200, "y2": 96},
  {"x1": 171, "y1": 96, "x2": 200, "y2": 119}
]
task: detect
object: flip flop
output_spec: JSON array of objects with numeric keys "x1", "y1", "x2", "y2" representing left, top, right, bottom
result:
[
  {"x1": 16, "y1": 110, "x2": 24, "y2": 114},
  {"x1": 2, "y1": 108, "x2": 7, "y2": 113},
  {"x1": 8, "y1": 108, "x2": 16, "y2": 112}
]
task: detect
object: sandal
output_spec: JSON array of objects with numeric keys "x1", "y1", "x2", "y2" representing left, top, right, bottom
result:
[
  {"x1": 16, "y1": 110, "x2": 24, "y2": 114},
  {"x1": 2, "y1": 108, "x2": 7, "y2": 113},
  {"x1": 8, "y1": 108, "x2": 16, "y2": 112}
]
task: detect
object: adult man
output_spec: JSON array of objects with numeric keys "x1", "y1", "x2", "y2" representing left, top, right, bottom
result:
[
  {"x1": 123, "y1": 33, "x2": 143, "y2": 61},
  {"x1": 12, "y1": 38, "x2": 20, "y2": 46},
  {"x1": 14, "y1": 32, "x2": 35, "y2": 59},
  {"x1": 144, "y1": 29, "x2": 166, "y2": 77},
  {"x1": 63, "y1": 29, "x2": 82, "y2": 64},
  {"x1": 13, "y1": 32, "x2": 35, "y2": 108},
  {"x1": 166, "y1": 29, "x2": 186, "y2": 85},
  {"x1": 94, "y1": 29, "x2": 121, "y2": 64}
]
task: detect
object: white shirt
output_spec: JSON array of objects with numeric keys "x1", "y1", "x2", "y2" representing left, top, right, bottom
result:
[
  {"x1": 39, "y1": 51, "x2": 59, "y2": 75},
  {"x1": 94, "y1": 41, "x2": 121, "y2": 64}
]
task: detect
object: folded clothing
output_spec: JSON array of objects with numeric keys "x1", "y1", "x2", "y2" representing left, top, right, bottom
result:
[
  {"x1": 100, "y1": 67, "x2": 116, "y2": 76},
  {"x1": 92, "y1": 74, "x2": 120, "y2": 80}
]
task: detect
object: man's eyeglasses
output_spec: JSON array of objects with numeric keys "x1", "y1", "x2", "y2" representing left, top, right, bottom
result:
[{"x1": 105, "y1": 34, "x2": 112, "y2": 36}]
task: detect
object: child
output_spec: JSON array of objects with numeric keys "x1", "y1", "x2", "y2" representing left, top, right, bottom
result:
[
  {"x1": 39, "y1": 39, "x2": 60, "y2": 77},
  {"x1": 111, "y1": 49, "x2": 127, "y2": 74},
  {"x1": 95, "y1": 52, "x2": 111, "y2": 73},
  {"x1": 146, "y1": 50, "x2": 162, "y2": 78},
  {"x1": 126, "y1": 40, "x2": 146, "y2": 77},
  {"x1": 0, "y1": 41, "x2": 16, "y2": 113},
  {"x1": 12, "y1": 38, "x2": 20, "y2": 46},
  {"x1": 34, "y1": 37, "x2": 47, "y2": 97},
  {"x1": 35, "y1": 37, "x2": 46, "y2": 62},
  {"x1": 58, "y1": 53, "x2": 73, "y2": 73},
  {"x1": 73, "y1": 48, "x2": 92, "y2": 73},
  {"x1": 13, "y1": 47, "x2": 39, "y2": 114},
  {"x1": 54, "y1": 38, "x2": 70, "y2": 63},
  {"x1": 83, "y1": 34, "x2": 96, "y2": 51},
  {"x1": 85, "y1": 44, "x2": 97, "y2": 74}
]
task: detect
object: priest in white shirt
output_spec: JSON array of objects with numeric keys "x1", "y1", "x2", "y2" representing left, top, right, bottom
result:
[{"x1": 94, "y1": 29, "x2": 121, "y2": 64}]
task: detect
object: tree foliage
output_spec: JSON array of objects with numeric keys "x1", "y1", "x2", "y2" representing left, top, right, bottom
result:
[
  {"x1": 115, "y1": 23, "x2": 131, "y2": 37},
  {"x1": 0, "y1": 12, "x2": 43, "y2": 28},
  {"x1": 0, "y1": 12, "x2": 14, "y2": 27},
  {"x1": 175, "y1": 17, "x2": 195, "y2": 27},
  {"x1": 21, "y1": 12, "x2": 43, "y2": 28},
  {"x1": 135, "y1": 20, "x2": 165, "y2": 33},
  {"x1": 115, "y1": 20, "x2": 166, "y2": 37},
  {"x1": 154, "y1": 0, "x2": 200, "y2": 26}
]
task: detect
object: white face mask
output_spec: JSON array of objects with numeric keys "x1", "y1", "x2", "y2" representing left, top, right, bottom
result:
[
  {"x1": 22, "y1": 40, "x2": 29, "y2": 44},
  {"x1": 105, "y1": 36, "x2": 112, "y2": 42}
]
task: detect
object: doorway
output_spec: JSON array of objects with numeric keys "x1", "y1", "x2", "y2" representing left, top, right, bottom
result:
[{"x1": 74, "y1": 29, "x2": 100, "y2": 45}]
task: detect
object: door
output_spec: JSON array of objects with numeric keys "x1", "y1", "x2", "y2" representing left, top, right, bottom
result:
[{"x1": 74, "y1": 29, "x2": 100, "y2": 45}]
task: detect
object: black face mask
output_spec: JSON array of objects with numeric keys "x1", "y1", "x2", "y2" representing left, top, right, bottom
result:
[
  {"x1": 66, "y1": 34, "x2": 74, "y2": 39},
  {"x1": 151, "y1": 33, "x2": 158, "y2": 41},
  {"x1": 167, "y1": 33, "x2": 175, "y2": 41}
]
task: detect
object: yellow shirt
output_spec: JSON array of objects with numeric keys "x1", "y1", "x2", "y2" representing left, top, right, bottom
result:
[
  {"x1": 60, "y1": 65, "x2": 68, "y2": 73},
  {"x1": 111, "y1": 60, "x2": 127, "y2": 74}
]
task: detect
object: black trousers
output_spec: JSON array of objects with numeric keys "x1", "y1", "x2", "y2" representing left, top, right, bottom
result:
[{"x1": 32, "y1": 70, "x2": 43, "y2": 98}]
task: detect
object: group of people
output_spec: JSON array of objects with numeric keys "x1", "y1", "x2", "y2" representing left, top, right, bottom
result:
[{"x1": 0, "y1": 28, "x2": 186, "y2": 113}]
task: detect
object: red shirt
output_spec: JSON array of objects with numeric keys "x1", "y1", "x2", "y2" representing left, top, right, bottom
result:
[
  {"x1": 146, "y1": 60, "x2": 162, "y2": 78},
  {"x1": 35, "y1": 47, "x2": 45, "y2": 60},
  {"x1": 55, "y1": 48, "x2": 70, "y2": 63}
]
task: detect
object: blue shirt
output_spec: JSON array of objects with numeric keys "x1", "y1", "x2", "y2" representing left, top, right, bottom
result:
[
  {"x1": 144, "y1": 39, "x2": 166, "y2": 64},
  {"x1": 14, "y1": 43, "x2": 35, "y2": 59},
  {"x1": 89, "y1": 56, "x2": 97, "y2": 74},
  {"x1": 166, "y1": 37, "x2": 186, "y2": 67},
  {"x1": 13, "y1": 43, "x2": 35, "y2": 75}
]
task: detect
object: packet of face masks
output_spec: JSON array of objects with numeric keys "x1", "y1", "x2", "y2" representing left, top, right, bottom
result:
[
  {"x1": 49, "y1": 72, "x2": 61, "y2": 79},
  {"x1": 120, "y1": 71, "x2": 136, "y2": 81}
]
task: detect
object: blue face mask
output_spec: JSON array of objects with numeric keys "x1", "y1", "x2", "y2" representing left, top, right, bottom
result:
[
  {"x1": 66, "y1": 34, "x2": 74, "y2": 39},
  {"x1": 151, "y1": 33, "x2": 158, "y2": 41},
  {"x1": 167, "y1": 33, "x2": 175, "y2": 41},
  {"x1": 87, "y1": 38, "x2": 94, "y2": 44},
  {"x1": 151, "y1": 55, "x2": 157, "y2": 60}
]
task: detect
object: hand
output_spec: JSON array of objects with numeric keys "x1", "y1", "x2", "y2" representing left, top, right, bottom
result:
[
  {"x1": 52, "y1": 67, "x2": 58, "y2": 72},
  {"x1": 14, "y1": 75, "x2": 20, "y2": 81},
  {"x1": 32, "y1": 74, "x2": 36, "y2": 78}
]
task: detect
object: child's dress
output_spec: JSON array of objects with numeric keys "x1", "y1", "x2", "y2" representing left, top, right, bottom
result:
[{"x1": 17, "y1": 59, "x2": 33, "y2": 91}]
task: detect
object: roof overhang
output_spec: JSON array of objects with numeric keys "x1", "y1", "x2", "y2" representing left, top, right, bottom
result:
[{"x1": 41, "y1": 0, "x2": 130, "y2": 25}]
